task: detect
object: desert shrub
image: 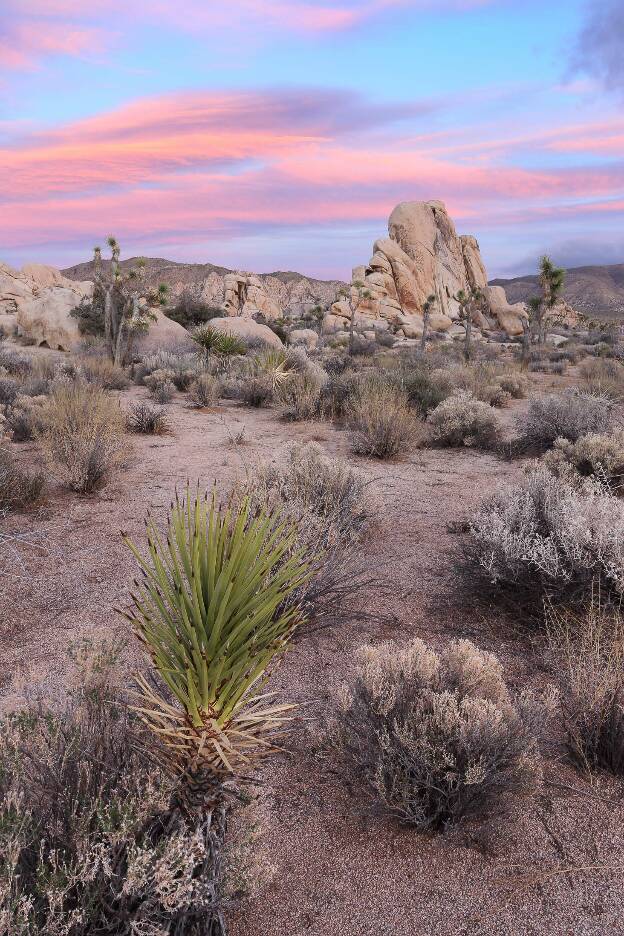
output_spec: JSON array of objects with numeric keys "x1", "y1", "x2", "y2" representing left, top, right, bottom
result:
[
  {"x1": 37, "y1": 383, "x2": 128, "y2": 493},
  {"x1": 5, "y1": 395, "x2": 46, "y2": 442},
  {"x1": 78, "y1": 355, "x2": 129, "y2": 390},
  {"x1": 348, "y1": 380, "x2": 419, "y2": 459},
  {"x1": 579, "y1": 358, "x2": 624, "y2": 401},
  {"x1": 278, "y1": 372, "x2": 324, "y2": 420},
  {"x1": 432, "y1": 363, "x2": 512, "y2": 408},
  {"x1": 329, "y1": 637, "x2": 545, "y2": 830},
  {"x1": 236, "y1": 444, "x2": 376, "y2": 630},
  {"x1": 548, "y1": 601, "x2": 624, "y2": 775},
  {"x1": 136, "y1": 350, "x2": 200, "y2": 390},
  {"x1": 238, "y1": 375, "x2": 275, "y2": 408},
  {"x1": 0, "y1": 645, "x2": 233, "y2": 934},
  {"x1": 0, "y1": 348, "x2": 31, "y2": 376},
  {"x1": 187, "y1": 373, "x2": 220, "y2": 408},
  {"x1": 0, "y1": 377, "x2": 19, "y2": 406},
  {"x1": 145, "y1": 369, "x2": 176, "y2": 403},
  {"x1": 517, "y1": 390, "x2": 614, "y2": 451},
  {"x1": 249, "y1": 443, "x2": 372, "y2": 548},
  {"x1": 126, "y1": 401, "x2": 170, "y2": 435},
  {"x1": 543, "y1": 430, "x2": 624, "y2": 490},
  {"x1": 167, "y1": 289, "x2": 222, "y2": 328},
  {"x1": 318, "y1": 371, "x2": 361, "y2": 422},
  {"x1": 399, "y1": 363, "x2": 452, "y2": 415},
  {"x1": 498, "y1": 373, "x2": 527, "y2": 399},
  {"x1": 468, "y1": 466, "x2": 624, "y2": 600},
  {"x1": 0, "y1": 446, "x2": 45, "y2": 508},
  {"x1": 428, "y1": 390, "x2": 501, "y2": 449}
]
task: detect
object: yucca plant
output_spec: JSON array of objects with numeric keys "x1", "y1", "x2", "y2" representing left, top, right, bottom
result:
[
  {"x1": 192, "y1": 326, "x2": 247, "y2": 367},
  {"x1": 249, "y1": 347, "x2": 295, "y2": 389},
  {"x1": 123, "y1": 488, "x2": 310, "y2": 799}
]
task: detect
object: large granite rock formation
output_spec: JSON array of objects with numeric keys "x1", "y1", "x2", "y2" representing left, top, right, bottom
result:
[
  {"x1": 0, "y1": 262, "x2": 92, "y2": 350},
  {"x1": 328, "y1": 201, "x2": 527, "y2": 338}
]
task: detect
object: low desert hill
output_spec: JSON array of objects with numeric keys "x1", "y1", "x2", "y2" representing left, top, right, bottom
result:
[
  {"x1": 490, "y1": 262, "x2": 624, "y2": 321},
  {"x1": 62, "y1": 257, "x2": 345, "y2": 317}
]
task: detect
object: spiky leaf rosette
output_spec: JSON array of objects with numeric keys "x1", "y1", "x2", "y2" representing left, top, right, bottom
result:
[{"x1": 123, "y1": 488, "x2": 311, "y2": 778}]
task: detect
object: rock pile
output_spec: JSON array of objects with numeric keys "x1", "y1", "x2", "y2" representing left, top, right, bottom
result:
[{"x1": 327, "y1": 200, "x2": 528, "y2": 338}]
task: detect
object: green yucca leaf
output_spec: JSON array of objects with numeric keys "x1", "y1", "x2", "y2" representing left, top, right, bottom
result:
[{"x1": 124, "y1": 486, "x2": 312, "y2": 777}]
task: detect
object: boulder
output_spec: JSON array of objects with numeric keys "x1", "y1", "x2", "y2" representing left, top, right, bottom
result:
[
  {"x1": 132, "y1": 310, "x2": 195, "y2": 355},
  {"x1": 482, "y1": 286, "x2": 526, "y2": 336},
  {"x1": 1, "y1": 261, "x2": 92, "y2": 349},
  {"x1": 16, "y1": 286, "x2": 87, "y2": 351},
  {"x1": 289, "y1": 328, "x2": 319, "y2": 350},
  {"x1": 208, "y1": 316, "x2": 283, "y2": 348}
]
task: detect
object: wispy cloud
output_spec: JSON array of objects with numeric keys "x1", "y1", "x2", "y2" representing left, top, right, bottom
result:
[
  {"x1": 0, "y1": 0, "x2": 501, "y2": 70},
  {"x1": 2, "y1": 86, "x2": 623, "y2": 267}
]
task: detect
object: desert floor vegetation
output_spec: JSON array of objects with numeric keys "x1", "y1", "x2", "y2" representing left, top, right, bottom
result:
[{"x1": 2, "y1": 335, "x2": 624, "y2": 935}]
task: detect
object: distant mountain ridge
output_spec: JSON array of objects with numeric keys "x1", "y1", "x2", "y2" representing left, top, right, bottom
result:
[
  {"x1": 62, "y1": 257, "x2": 346, "y2": 316},
  {"x1": 490, "y1": 262, "x2": 624, "y2": 321}
]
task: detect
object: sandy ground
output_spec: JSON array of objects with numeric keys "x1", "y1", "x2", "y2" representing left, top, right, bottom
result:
[{"x1": 1, "y1": 373, "x2": 623, "y2": 936}]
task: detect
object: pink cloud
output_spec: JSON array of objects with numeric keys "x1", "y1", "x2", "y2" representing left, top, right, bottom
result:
[
  {"x1": 2, "y1": 87, "x2": 623, "y2": 263},
  {"x1": 0, "y1": 19, "x2": 105, "y2": 70}
]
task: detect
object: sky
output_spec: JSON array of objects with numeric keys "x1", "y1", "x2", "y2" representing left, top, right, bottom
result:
[{"x1": 0, "y1": 0, "x2": 623, "y2": 280}]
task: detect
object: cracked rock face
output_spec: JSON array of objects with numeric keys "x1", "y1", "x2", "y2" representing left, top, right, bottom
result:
[{"x1": 329, "y1": 200, "x2": 527, "y2": 337}]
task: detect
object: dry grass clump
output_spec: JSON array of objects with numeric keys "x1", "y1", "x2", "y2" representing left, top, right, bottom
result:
[
  {"x1": 137, "y1": 350, "x2": 200, "y2": 390},
  {"x1": 0, "y1": 446, "x2": 45, "y2": 509},
  {"x1": 37, "y1": 383, "x2": 128, "y2": 493},
  {"x1": 238, "y1": 375, "x2": 275, "y2": 408},
  {"x1": 77, "y1": 355, "x2": 129, "y2": 390},
  {"x1": 249, "y1": 443, "x2": 372, "y2": 549},
  {"x1": 548, "y1": 600, "x2": 624, "y2": 776},
  {"x1": 5, "y1": 394, "x2": 47, "y2": 442},
  {"x1": 237, "y1": 444, "x2": 375, "y2": 629},
  {"x1": 0, "y1": 348, "x2": 32, "y2": 376},
  {"x1": 348, "y1": 379, "x2": 420, "y2": 459},
  {"x1": 468, "y1": 466, "x2": 624, "y2": 600},
  {"x1": 145, "y1": 368, "x2": 176, "y2": 403},
  {"x1": 0, "y1": 644, "x2": 229, "y2": 935},
  {"x1": 516, "y1": 390, "x2": 614, "y2": 451},
  {"x1": 186, "y1": 372, "x2": 220, "y2": 408},
  {"x1": 279, "y1": 372, "x2": 324, "y2": 420},
  {"x1": 428, "y1": 390, "x2": 501, "y2": 449},
  {"x1": 329, "y1": 637, "x2": 545, "y2": 830},
  {"x1": 543, "y1": 430, "x2": 624, "y2": 491},
  {"x1": 126, "y1": 401, "x2": 170, "y2": 435},
  {"x1": 498, "y1": 373, "x2": 528, "y2": 399},
  {"x1": 433, "y1": 363, "x2": 512, "y2": 408},
  {"x1": 579, "y1": 357, "x2": 624, "y2": 401}
]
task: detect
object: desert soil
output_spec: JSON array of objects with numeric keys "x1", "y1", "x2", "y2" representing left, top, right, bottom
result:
[{"x1": 1, "y1": 372, "x2": 623, "y2": 936}]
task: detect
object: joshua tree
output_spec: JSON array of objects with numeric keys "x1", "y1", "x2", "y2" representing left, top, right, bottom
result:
[
  {"x1": 521, "y1": 255, "x2": 565, "y2": 365},
  {"x1": 421, "y1": 293, "x2": 436, "y2": 351},
  {"x1": 123, "y1": 489, "x2": 311, "y2": 933},
  {"x1": 455, "y1": 286, "x2": 484, "y2": 362},
  {"x1": 85, "y1": 238, "x2": 167, "y2": 365},
  {"x1": 337, "y1": 281, "x2": 371, "y2": 355}
]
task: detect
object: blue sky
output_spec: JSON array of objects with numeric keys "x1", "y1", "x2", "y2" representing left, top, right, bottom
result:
[{"x1": 1, "y1": 0, "x2": 622, "y2": 278}]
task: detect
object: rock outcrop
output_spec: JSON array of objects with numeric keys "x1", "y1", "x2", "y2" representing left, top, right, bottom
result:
[
  {"x1": 329, "y1": 201, "x2": 526, "y2": 338},
  {"x1": 63, "y1": 259, "x2": 343, "y2": 320},
  {"x1": 222, "y1": 272, "x2": 282, "y2": 320},
  {"x1": 0, "y1": 262, "x2": 91, "y2": 350}
]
